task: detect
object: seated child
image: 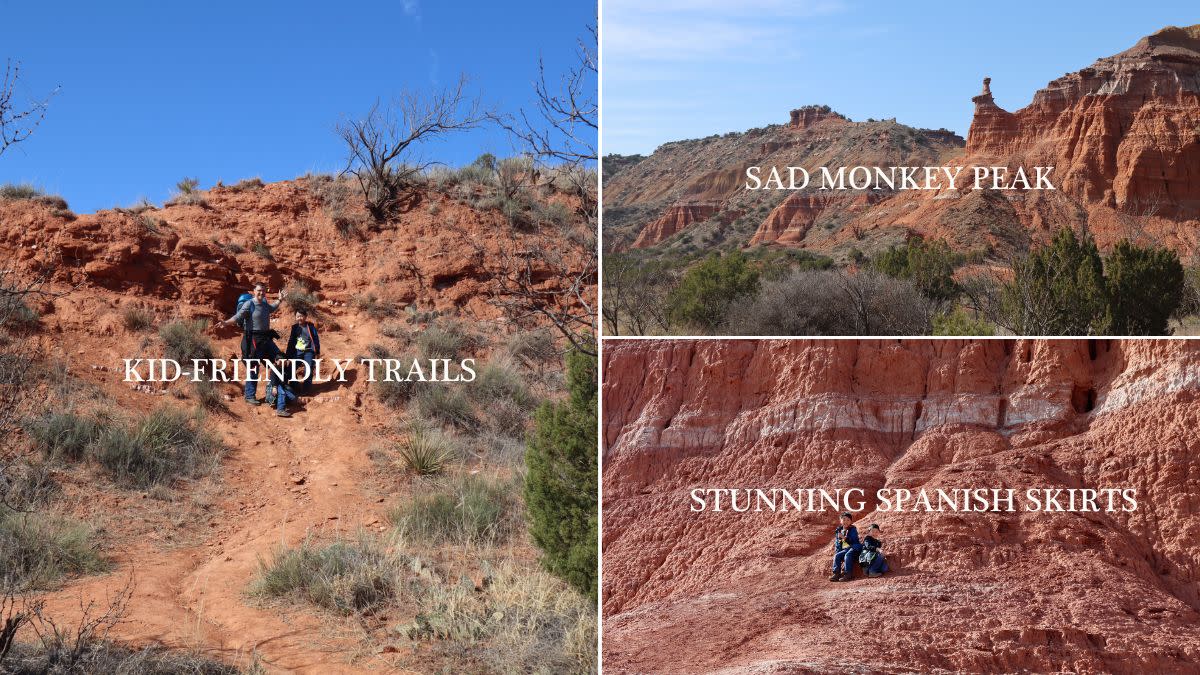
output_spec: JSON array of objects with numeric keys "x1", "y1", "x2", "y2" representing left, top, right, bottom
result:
[
  {"x1": 861, "y1": 523, "x2": 890, "y2": 577},
  {"x1": 265, "y1": 359, "x2": 298, "y2": 418},
  {"x1": 830, "y1": 512, "x2": 862, "y2": 582}
]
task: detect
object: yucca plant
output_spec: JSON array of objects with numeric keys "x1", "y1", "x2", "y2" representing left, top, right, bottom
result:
[{"x1": 397, "y1": 421, "x2": 456, "y2": 475}]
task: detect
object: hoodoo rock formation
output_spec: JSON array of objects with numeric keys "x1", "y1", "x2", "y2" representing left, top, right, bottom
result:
[
  {"x1": 603, "y1": 339, "x2": 1200, "y2": 673},
  {"x1": 605, "y1": 25, "x2": 1200, "y2": 260}
]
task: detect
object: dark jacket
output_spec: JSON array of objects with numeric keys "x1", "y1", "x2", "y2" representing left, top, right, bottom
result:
[
  {"x1": 834, "y1": 525, "x2": 861, "y2": 552},
  {"x1": 285, "y1": 322, "x2": 320, "y2": 357},
  {"x1": 863, "y1": 535, "x2": 883, "y2": 552}
]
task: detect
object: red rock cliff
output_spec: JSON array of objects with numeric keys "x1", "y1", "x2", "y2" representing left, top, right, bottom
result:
[
  {"x1": 603, "y1": 339, "x2": 1200, "y2": 673},
  {"x1": 966, "y1": 25, "x2": 1200, "y2": 217}
]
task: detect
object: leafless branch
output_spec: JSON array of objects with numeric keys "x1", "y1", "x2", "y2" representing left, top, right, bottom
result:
[
  {"x1": 1, "y1": 60, "x2": 57, "y2": 158},
  {"x1": 337, "y1": 74, "x2": 486, "y2": 221}
]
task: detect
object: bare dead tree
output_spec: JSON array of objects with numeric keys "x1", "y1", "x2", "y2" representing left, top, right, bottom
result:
[
  {"x1": 602, "y1": 254, "x2": 671, "y2": 336},
  {"x1": 338, "y1": 75, "x2": 485, "y2": 221},
  {"x1": 492, "y1": 27, "x2": 597, "y2": 169},
  {"x1": 485, "y1": 238, "x2": 597, "y2": 357},
  {"x1": 1, "y1": 60, "x2": 57, "y2": 158},
  {"x1": 486, "y1": 26, "x2": 598, "y2": 351}
]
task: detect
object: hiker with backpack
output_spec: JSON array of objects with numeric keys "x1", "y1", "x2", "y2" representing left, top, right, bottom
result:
[
  {"x1": 830, "y1": 512, "x2": 862, "y2": 582},
  {"x1": 221, "y1": 282, "x2": 287, "y2": 406},
  {"x1": 859, "y1": 523, "x2": 890, "y2": 578},
  {"x1": 285, "y1": 308, "x2": 320, "y2": 395}
]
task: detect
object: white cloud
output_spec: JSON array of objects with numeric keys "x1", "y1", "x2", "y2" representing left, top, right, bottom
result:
[{"x1": 604, "y1": 0, "x2": 846, "y2": 62}]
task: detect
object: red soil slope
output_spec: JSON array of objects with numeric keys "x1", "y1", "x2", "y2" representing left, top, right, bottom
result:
[
  {"x1": 1, "y1": 178, "x2": 593, "y2": 673},
  {"x1": 603, "y1": 339, "x2": 1200, "y2": 673}
]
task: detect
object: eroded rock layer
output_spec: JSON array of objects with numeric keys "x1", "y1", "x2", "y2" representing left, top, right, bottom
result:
[{"x1": 603, "y1": 339, "x2": 1200, "y2": 673}]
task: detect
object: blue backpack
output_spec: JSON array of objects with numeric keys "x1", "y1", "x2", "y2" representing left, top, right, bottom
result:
[{"x1": 233, "y1": 292, "x2": 254, "y2": 329}]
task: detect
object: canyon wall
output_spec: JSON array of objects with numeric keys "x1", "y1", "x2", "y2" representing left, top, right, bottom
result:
[{"x1": 603, "y1": 339, "x2": 1200, "y2": 673}]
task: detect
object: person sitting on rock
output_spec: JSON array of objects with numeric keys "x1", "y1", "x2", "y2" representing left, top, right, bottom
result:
[
  {"x1": 266, "y1": 357, "x2": 298, "y2": 418},
  {"x1": 285, "y1": 308, "x2": 320, "y2": 395},
  {"x1": 830, "y1": 511, "x2": 862, "y2": 582},
  {"x1": 221, "y1": 282, "x2": 286, "y2": 406},
  {"x1": 860, "y1": 523, "x2": 890, "y2": 578}
]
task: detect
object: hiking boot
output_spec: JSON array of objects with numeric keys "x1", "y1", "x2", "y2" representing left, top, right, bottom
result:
[
  {"x1": 867, "y1": 571, "x2": 882, "y2": 578},
  {"x1": 275, "y1": 409, "x2": 292, "y2": 418},
  {"x1": 836, "y1": 574, "x2": 853, "y2": 582},
  {"x1": 244, "y1": 397, "x2": 262, "y2": 406},
  {"x1": 829, "y1": 573, "x2": 843, "y2": 581}
]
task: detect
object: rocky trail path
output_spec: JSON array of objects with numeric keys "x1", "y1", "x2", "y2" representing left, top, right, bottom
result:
[{"x1": 38, "y1": 317, "x2": 409, "y2": 674}]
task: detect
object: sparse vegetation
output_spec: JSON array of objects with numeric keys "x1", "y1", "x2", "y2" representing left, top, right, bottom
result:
[
  {"x1": 406, "y1": 562, "x2": 597, "y2": 674},
  {"x1": 170, "y1": 178, "x2": 208, "y2": 207},
  {"x1": 417, "y1": 322, "x2": 478, "y2": 360},
  {"x1": 353, "y1": 292, "x2": 400, "y2": 320},
  {"x1": 415, "y1": 386, "x2": 479, "y2": 431},
  {"x1": 0, "y1": 507, "x2": 107, "y2": 591},
  {"x1": 230, "y1": 177, "x2": 264, "y2": 191},
  {"x1": 251, "y1": 241, "x2": 273, "y2": 260},
  {"x1": 159, "y1": 318, "x2": 213, "y2": 363},
  {"x1": 283, "y1": 279, "x2": 319, "y2": 315},
  {"x1": 92, "y1": 407, "x2": 222, "y2": 489},
  {"x1": 252, "y1": 535, "x2": 402, "y2": 615},
  {"x1": 121, "y1": 306, "x2": 154, "y2": 332},
  {"x1": 23, "y1": 411, "x2": 100, "y2": 462},
  {"x1": 193, "y1": 380, "x2": 226, "y2": 411},
  {"x1": 0, "y1": 183, "x2": 69, "y2": 211},
  {"x1": 390, "y1": 474, "x2": 520, "y2": 546},
  {"x1": 0, "y1": 183, "x2": 44, "y2": 201},
  {"x1": 505, "y1": 328, "x2": 558, "y2": 364},
  {"x1": 395, "y1": 422, "x2": 457, "y2": 475}
]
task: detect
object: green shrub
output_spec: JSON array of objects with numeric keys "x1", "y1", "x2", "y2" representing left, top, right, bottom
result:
[
  {"x1": 121, "y1": 306, "x2": 155, "y2": 332},
  {"x1": 667, "y1": 251, "x2": 760, "y2": 332},
  {"x1": 0, "y1": 508, "x2": 107, "y2": 591},
  {"x1": 159, "y1": 319, "x2": 213, "y2": 364},
  {"x1": 415, "y1": 386, "x2": 478, "y2": 431},
  {"x1": 1104, "y1": 239, "x2": 1183, "y2": 335},
  {"x1": 389, "y1": 474, "x2": 520, "y2": 545},
  {"x1": 873, "y1": 236, "x2": 960, "y2": 305},
  {"x1": 92, "y1": 407, "x2": 222, "y2": 489},
  {"x1": 176, "y1": 178, "x2": 200, "y2": 194},
  {"x1": 396, "y1": 423, "x2": 457, "y2": 475},
  {"x1": 23, "y1": 411, "x2": 102, "y2": 462},
  {"x1": 525, "y1": 349, "x2": 597, "y2": 601},
  {"x1": 252, "y1": 536, "x2": 400, "y2": 615},
  {"x1": 932, "y1": 309, "x2": 995, "y2": 336},
  {"x1": 1001, "y1": 227, "x2": 1109, "y2": 335}
]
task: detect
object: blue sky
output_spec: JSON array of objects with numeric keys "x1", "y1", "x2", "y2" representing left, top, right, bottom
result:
[
  {"x1": 603, "y1": 0, "x2": 1199, "y2": 155},
  {"x1": 0, "y1": 0, "x2": 594, "y2": 213}
]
